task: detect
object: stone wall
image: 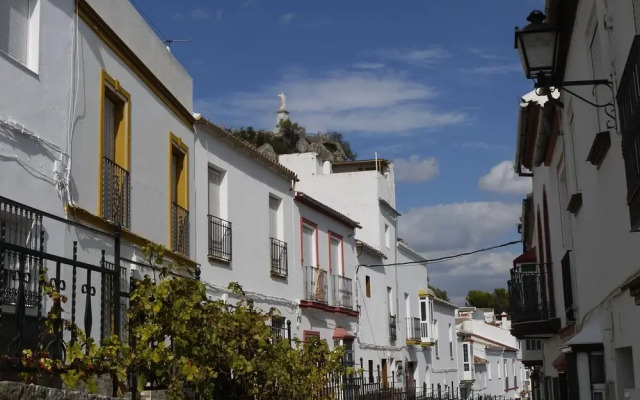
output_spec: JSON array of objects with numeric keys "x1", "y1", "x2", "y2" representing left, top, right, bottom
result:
[{"x1": 0, "y1": 381, "x2": 123, "y2": 400}]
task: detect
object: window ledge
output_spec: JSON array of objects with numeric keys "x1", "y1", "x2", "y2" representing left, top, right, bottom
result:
[
  {"x1": 270, "y1": 271, "x2": 288, "y2": 280},
  {"x1": 208, "y1": 254, "x2": 232, "y2": 264}
]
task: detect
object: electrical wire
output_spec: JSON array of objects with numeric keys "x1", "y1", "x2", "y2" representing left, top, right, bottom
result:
[{"x1": 361, "y1": 240, "x2": 522, "y2": 268}]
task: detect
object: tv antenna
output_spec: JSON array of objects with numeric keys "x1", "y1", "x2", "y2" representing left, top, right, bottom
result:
[{"x1": 163, "y1": 39, "x2": 192, "y2": 52}]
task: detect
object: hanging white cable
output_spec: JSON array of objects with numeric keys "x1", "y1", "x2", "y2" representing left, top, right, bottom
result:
[
  {"x1": 63, "y1": 0, "x2": 81, "y2": 206},
  {"x1": 0, "y1": 153, "x2": 56, "y2": 184}
]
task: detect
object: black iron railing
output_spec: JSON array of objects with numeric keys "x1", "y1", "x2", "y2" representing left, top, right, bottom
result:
[
  {"x1": 508, "y1": 263, "x2": 553, "y2": 324},
  {"x1": 303, "y1": 266, "x2": 328, "y2": 304},
  {"x1": 0, "y1": 200, "x2": 44, "y2": 308},
  {"x1": 0, "y1": 195, "x2": 130, "y2": 364},
  {"x1": 270, "y1": 238, "x2": 287, "y2": 276},
  {"x1": 207, "y1": 215, "x2": 231, "y2": 262},
  {"x1": 407, "y1": 317, "x2": 421, "y2": 343},
  {"x1": 171, "y1": 202, "x2": 189, "y2": 257},
  {"x1": 389, "y1": 314, "x2": 397, "y2": 341},
  {"x1": 332, "y1": 274, "x2": 353, "y2": 309},
  {"x1": 102, "y1": 157, "x2": 130, "y2": 228},
  {"x1": 271, "y1": 316, "x2": 289, "y2": 341}
]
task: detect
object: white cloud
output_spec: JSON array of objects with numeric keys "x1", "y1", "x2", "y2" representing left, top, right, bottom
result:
[
  {"x1": 393, "y1": 155, "x2": 438, "y2": 183},
  {"x1": 399, "y1": 201, "x2": 521, "y2": 253},
  {"x1": 478, "y1": 161, "x2": 532, "y2": 194},
  {"x1": 194, "y1": 69, "x2": 466, "y2": 134},
  {"x1": 352, "y1": 62, "x2": 386, "y2": 70},
  {"x1": 462, "y1": 64, "x2": 522, "y2": 75},
  {"x1": 216, "y1": 9, "x2": 223, "y2": 20},
  {"x1": 373, "y1": 47, "x2": 450, "y2": 68},
  {"x1": 279, "y1": 12, "x2": 297, "y2": 23},
  {"x1": 466, "y1": 47, "x2": 510, "y2": 60},
  {"x1": 398, "y1": 201, "x2": 522, "y2": 306}
]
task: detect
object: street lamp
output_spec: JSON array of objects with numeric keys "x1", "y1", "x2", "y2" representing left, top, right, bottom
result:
[
  {"x1": 514, "y1": 10, "x2": 617, "y2": 129},
  {"x1": 515, "y1": 10, "x2": 559, "y2": 82}
]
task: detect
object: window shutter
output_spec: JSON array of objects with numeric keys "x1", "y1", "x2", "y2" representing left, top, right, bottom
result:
[
  {"x1": 208, "y1": 168, "x2": 221, "y2": 216},
  {"x1": 617, "y1": 36, "x2": 640, "y2": 229},
  {"x1": 330, "y1": 237, "x2": 341, "y2": 274},
  {"x1": 102, "y1": 97, "x2": 116, "y2": 161},
  {"x1": 302, "y1": 225, "x2": 314, "y2": 266},
  {"x1": 0, "y1": 0, "x2": 30, "y2": 65},
  {"x1": 269, "y1": 197, "x2": 279, "y2": 238}
]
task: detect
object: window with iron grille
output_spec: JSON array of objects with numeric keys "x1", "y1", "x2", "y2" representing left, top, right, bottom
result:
[
  {"x1": 208, "y1": 167, "x2": 231, "y2": 262},
  {"x1": 617, "y1": 36, "x2": 640, "y2": 230},
  {"x1": 170, "y1": 135, "x2": 189, "y2": 257},
  {"x1": 101, "y1": 72, "x2": 130, "y2": 229},
  {"x1": 271, "y1": 316, "x2": 286, "y2": 341}
]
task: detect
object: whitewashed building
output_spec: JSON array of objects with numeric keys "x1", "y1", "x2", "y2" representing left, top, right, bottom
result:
[
  {"x1": 509, "y1": 1, "x2": 640, "y2": 399},
  {"x1": 279, "y1": 152, "x2": 449, "y2": 389},
  {"x1": 1, "y1": 0, "x2": 196, "y2": 348},
  {"x1": 457, "y1": 308, "x2": 525, "y2": 400}
]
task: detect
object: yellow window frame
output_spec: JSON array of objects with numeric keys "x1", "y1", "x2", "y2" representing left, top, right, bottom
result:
[
  {"x1": 168, "y1": 132, "x2": 189, "y2": 244},
  {"x1": 98, "y1": 69, "x2": 131, "y2": 216}
]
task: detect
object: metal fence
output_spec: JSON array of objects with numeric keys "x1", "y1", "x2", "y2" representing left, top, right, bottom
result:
[
  {"x1": 0, "y1": 195, "x2": 131, "y2": 383},
  {"x1": 207, "y1": 214, "x2": 231, "y2": 262}
]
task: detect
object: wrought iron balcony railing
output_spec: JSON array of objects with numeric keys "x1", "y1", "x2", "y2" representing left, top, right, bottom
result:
[
  {"x1": 171, "y1": 202, "x2": 189, "y2": 257},
  {"x1": 406, "y1": 317, "x2": 421, "y2": 343},
  {"x1": 270, "y1": 238, "x2": 287, "y2": 277},
  {"x1": 207, "y1": 215, "x2": 231, "y2": 262},
  {"x1": 389, "y1": 314, "x2": 397, "y2": 341},
  {"x1": 332, "y1": 274, "x2": 353, "y2": 309},
  {"x1": 508, "y1": 263, "x2": 553, "y2": 324},
  {"x1": 0, "y1": 199, "x2": 44, "y2": 308},
  {"x1": 303, "y1": 266, "x2": 328, "y2": 304},
  {"x1": 102, "y1": 157, "x2": 130, "y2": 228}
]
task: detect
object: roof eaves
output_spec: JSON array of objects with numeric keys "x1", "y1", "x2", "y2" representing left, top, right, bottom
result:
[
  {"x1": 295, "y1": 192, "x2": 362, "y2": 229},
  {"x1": 379, "y1": 198, "x2": 401, "y2": 216},
  {"x1": 193, "y1": 115, "x2": 299, "y2": 182},
  {"x1": 356, "y1": 240, "x2": 387, "y2": 260}
]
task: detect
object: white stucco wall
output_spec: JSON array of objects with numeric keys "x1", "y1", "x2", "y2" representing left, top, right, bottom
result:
[
  {"x1": 69, "y1": 17, "x2": 195, "y2": 249},
  {"x1": 432, "y1": 299, "x2": 460, "y2": 390},
  {"x1": 0, "y1": 0, "x2": 74, "y2": 214},
  {"x1": 85, "y1": 0, "x2": 193, "y2": 110}
]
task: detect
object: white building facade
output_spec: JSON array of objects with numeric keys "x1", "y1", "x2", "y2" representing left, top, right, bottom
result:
[
  {"x1": 510, "y1": 1, "x2": 640, "y2": 399},
  {"x1": 457, "y1": 308, "x2": 525, "y2": 400}
]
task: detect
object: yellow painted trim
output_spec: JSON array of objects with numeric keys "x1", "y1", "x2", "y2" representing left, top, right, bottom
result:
[
  {"x1": 66, "y1": 204, "x2": 197, "y2": 268},
  {"x1": 168, "y1": 132, "x2": 189, "y2": 248},
  {"x1": 418, "y1": 288, "x2": 433, "y2": 298},
  {"x1": 98, "y1": 69, "x2": 131, "y2": 217},
  {"x1": 78, "y1": 1, "x2": 195, "y2": 131},
  {"x1": 420, "y1": 342, "x2": 435, "y2": 347}
]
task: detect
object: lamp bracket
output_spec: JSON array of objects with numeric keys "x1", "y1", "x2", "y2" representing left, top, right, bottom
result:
[{"x1": 535, "y1": 77, "x2": 616, "y2": 130}]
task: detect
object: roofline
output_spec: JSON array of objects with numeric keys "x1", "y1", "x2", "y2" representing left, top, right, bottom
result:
[
  {"x1": 295, "y1": 192, "x2": 362, "y2": 229},
  {"x1": 356, "y1": 240, "x2": 387, "y2": 260},
  {"x1": 460, "y1": 331, "x2": 518, "y2": 353},
  {"x1": 379, "y1": 198, "x2": 401, "y2": 216},
  {"x1": 193, "y1": 115, "x2": 299, "y2": 182},
  {"x1": 397, "y1": 241, "x2": 426, "y2": 262},
  {"x1": 332, "y1": 159, "x2": 391, "y2": 166},
  {"x1": 433, "y1": 296, "x2": 459, "y2": 309}
]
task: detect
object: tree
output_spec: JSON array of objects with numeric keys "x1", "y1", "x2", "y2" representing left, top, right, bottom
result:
[
  {"x1": 26, "y1": 244, "x2": 347, "y2": 399},
  {"x1": 465, "y1": 288, "x2": 510, "y2": 314},
  {"x1": 228, "y1": 120, "x2": 357, "y2": 161},
  {"x1": 429, "y1": 286, "x2": 450, "y2": 302}
]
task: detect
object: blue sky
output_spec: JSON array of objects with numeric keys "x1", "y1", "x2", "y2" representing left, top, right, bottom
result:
[{"x1": 132, "y1": 0, "x2": 541, "y2": 305}]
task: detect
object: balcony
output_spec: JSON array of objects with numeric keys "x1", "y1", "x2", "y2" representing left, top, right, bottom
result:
[
  {"x1": 171, "y1": 202, "x2": 189, "y2": 257},
  {"x1": 508, "y1": 263, "x2": 560, "y2": 338},
  {"x1": 208, "y1": 215, "x2": 231, "y2": 262},
  {"x1": 270, "y1": 238, "x2": 287, "y2": 277},
  {"x1": 389, "y1": 314, "x2": 397, "y2": 341},
  {"x1": 332, "y1": 275, "x2": 353, "y2": 309},
  {"x1": 303, "y1": 266, "x2": 328, "y2": 304},
  {"x1": 102, "y1": 157, "x2": 130, "y2": 228},
  {"x1": 406, "y1": 317, "x2": 421, "y2": 344}
]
